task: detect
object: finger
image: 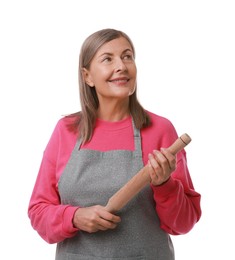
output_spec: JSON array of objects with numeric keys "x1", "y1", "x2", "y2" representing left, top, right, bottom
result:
[
  {"x1": 148, "y1": 155, "x2": 163, "y2": 185},
  {"x1": 160, "y1": 148, "x2": 176, "y2": 170},
  {"x1": 98, "y1": 217, "x2": 118, "y2": 230},
  {"x1": 99, "y1": 209, "x2": 121, "y2": 224},
  {"x1": 153, "y1": 149, "x2": 175, "y2": 172},
  {"x1": 148, "y1": 153, "x2": 161, "y2": 172},
  {"x1": 153, "y1": 150, "x2": 168, "y2": 166},
  {"x1": 149, "y1": 166, "x2": 159, "y2": 181}
]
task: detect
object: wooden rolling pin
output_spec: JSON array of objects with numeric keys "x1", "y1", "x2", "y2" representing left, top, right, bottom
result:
[{"x1": 105, "y1": 133, "x2": 191, "y2": 213}]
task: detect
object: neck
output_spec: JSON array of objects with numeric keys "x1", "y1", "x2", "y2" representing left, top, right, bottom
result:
[{"x1": 97, "y1": 98, "x2": 130, "y2": 122}]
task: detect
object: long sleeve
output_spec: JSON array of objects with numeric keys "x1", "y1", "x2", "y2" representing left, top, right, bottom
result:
[
  {"x1": 28, "y1": 118, "x2": 79, "y2": 244},
  {"x1": 151, "y1": 150, "x2": 201, "y2": 235},
  {"x1": 141, "y1": 111, "x2": 201, "y2": 235},
  {"x1": 28, "y1": 155, "x2": 79, "y2": 243}
]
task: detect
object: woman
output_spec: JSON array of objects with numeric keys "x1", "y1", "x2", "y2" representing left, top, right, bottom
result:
[{"x1": 28, "y1": 28, "x2": 201, "y2": 259}]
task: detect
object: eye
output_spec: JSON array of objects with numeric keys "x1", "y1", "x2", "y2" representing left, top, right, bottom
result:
[
  {"x1": 123, "y1": 54, "x2": 134, "y2": 60},
  {"x1": 102, "y1": 56, "x2": 112, "y2": 63}
]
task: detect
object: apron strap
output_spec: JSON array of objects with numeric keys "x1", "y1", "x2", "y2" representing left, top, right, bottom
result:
[
  {"x1": 131, "y1": 118, "x2": 143, "y2": 158},
  {"x1": 75, "y1": 137, "x2": 83, "y2": 151}
]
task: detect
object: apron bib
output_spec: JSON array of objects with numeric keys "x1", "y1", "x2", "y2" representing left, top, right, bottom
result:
[{"x1": 56, "y1": 121, "x2": 174, "y2": 260}]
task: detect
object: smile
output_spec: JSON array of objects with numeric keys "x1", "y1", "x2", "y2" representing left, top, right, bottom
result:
[{"x1": 109, "y1": 77, "x2": 130, "y2": 84}]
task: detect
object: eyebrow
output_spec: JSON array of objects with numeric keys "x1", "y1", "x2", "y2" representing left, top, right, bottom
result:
[{"x1": 98, "y1": 48, "x2": 133, "y2": 58}]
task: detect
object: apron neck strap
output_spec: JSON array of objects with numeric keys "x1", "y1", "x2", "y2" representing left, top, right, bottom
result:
[{"x1": 132, "y1": 118, "x2": 142, "y2": 157}]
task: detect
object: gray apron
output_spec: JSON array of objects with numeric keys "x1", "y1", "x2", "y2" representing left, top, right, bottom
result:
[{"x1": 56, "y1": 121, "x2": 174, "y2": 260}]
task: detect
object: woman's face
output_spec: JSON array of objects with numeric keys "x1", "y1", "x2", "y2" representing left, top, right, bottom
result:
[{"x1": 83, "y1": 37, "x2": 137, "y2": 103}]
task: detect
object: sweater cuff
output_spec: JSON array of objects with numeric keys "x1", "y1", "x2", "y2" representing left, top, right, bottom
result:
[
  {"x1": 151, "y1": 177, "x2": 177, "y2": 197},
  {"x1": 63, "y1": 206, "x2": 80, "y2": 235}
]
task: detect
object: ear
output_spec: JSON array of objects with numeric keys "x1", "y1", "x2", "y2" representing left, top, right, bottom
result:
[{"x1": 82, "y1": 68, "x2": 95, "y2": 87}]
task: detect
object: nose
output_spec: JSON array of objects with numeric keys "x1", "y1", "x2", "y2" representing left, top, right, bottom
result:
[{"x1": 114, "y1": 57, "x2": 127, "y2": 72}]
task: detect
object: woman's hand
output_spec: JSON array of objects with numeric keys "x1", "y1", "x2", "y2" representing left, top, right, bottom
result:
[
  {"x1": 148, "y1": 148, "x2": 176, "y2": 186},
  {"x1": 73, "y1": 205, "x2": 121, "y2": 233}
]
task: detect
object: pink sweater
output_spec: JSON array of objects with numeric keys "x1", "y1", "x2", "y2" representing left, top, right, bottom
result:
[{"x1": 28, "y1": 111, "x2": 201, "y2": 244}]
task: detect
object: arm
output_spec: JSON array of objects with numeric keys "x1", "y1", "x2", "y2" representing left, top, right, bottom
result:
[
  {"x1": 28, "y1": 154, "x2": 79, "y2": 244},
  {"x1": 28, "y1": 119, "x2": 79, "y2": 244},
  {"x1": 142, "y1": 112, "x2": 201, "y2": 235},
  {"x1": 151, "y1": 151, "x2": 201, "y2": 235}
]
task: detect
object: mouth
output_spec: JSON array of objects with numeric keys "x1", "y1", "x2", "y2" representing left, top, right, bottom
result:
[{"x1": 108, "y1": 77, "x2": 130, "y2": 84}]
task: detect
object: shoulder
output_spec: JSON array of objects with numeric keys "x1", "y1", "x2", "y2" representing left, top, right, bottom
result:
[
  {"x1": 146, "y1": 110, "x2": 175, "y2": 131},
  {"x1": 143, "y1": 110, "x2": 178, "y2": 147},
  {"x1": 56, "y1": 112, "x2": 80, "y2": 130},
  {"x1": 49, "y1": 112, "x2": 80, "y2": 138},
  {"x1": 43, "y1": 114, "x2": 79, "y2": 159}
]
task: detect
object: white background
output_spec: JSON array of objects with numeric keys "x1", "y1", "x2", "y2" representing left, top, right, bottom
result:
[{"x1": 1, "y1": 0, "x2": 234, "y2": 259}]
